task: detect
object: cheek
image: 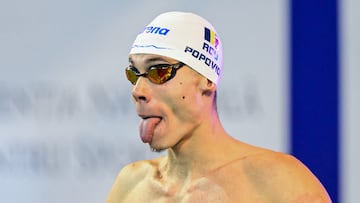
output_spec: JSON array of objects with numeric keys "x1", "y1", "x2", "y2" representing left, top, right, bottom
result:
[
  {"x1": 178, "y1": 92, "x2": 204, "y2": 119},
  {"x1": 178, "y1": 81, "x2": 195, "y2": 101},
  {"x1": 175, "y1": 82, "x2": 187, "y2": 100},
  {"x1": 163, "y1": 80, "x2": 203, "y2": 119}
]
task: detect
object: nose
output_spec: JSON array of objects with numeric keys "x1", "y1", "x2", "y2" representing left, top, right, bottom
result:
[{"x1": 132, "y1": 77, "x2": 151, "y2": 103}]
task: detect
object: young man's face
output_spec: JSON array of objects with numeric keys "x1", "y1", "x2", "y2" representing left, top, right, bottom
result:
[{"x1": 128, "y1": 54, "x2": 209, "y2": 152}]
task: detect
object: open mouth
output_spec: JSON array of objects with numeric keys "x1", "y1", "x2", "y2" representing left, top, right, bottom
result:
[
  {"x1": 140, "y1": 114, "x2": 163, "y2": 120},
  {"x1": 138, "y1": 115, "x2": 163, "y2": 143}
]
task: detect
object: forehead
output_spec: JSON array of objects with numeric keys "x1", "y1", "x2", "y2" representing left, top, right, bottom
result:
[{"x1": 129, "y1": 54, "x2": 178, "y2": 66}]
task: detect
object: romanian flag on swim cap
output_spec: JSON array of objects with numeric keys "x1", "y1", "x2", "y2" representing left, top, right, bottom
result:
[{"x1": 204, "y1": 27, "x2": 218, "y2": 48}]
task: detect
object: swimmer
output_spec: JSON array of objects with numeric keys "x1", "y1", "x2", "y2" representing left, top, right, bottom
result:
[{"x1": 106, "y1": 11, "x2": 331, "y2": 203}]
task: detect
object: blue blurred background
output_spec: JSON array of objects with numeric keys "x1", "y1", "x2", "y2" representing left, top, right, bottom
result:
[{"x1": 0, "y1": 0, "x2": 358, "y2": 202}]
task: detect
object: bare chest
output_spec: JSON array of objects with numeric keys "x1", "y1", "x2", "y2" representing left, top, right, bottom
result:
[
  {"x1": 123, "y1": 176, "x2": 266, "y2": 203},
  {"x1": 124, "y1": 177, "x2": 228, "y2": 203}
]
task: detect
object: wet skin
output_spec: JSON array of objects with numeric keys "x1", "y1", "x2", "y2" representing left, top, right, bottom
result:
[{"x1": 106, "y1": 54, "x2": 331, "y2": 203}]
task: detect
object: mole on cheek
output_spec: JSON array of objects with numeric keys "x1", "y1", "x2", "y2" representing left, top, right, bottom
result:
[{"x1": 182, "y1": 96, "x2": 186, "y2": 99}]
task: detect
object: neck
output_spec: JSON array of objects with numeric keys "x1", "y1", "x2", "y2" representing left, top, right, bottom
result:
[{"x1": 163, "y1": 109, "x2": 233, "y2": 180}]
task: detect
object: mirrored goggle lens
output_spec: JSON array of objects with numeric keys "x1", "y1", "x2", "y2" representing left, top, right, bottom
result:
[
  {"x1": 147, "y1": 67, "x2": 172, "y2": 84},
  {"x1": 125, "y1": 68, "x2": 139, "y2": 85},
  {"x1": 125, "y1": 66, "x2": 173, "y2": 85}
]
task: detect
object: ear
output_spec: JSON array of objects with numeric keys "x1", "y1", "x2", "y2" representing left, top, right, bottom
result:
[{"x1": 200, "y1": 78, "x2": 217, "y2": 97}]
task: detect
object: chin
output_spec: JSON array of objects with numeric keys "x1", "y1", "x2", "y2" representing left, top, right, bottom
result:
[{"x1": 149, "y1": 145, "x2": 166, "y2": 153}]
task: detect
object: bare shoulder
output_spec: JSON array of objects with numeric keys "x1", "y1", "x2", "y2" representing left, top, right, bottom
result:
[
  {"x1": 242, "y1": 148, "x2": 332, "y2": 202},
  {"x1": 106, "y1": 156, "x2": 164, "y2": 203}
]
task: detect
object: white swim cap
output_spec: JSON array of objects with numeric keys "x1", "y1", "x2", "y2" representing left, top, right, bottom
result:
[{"x1": 129, "y1": 11, "x2": 223, "y2": 84}]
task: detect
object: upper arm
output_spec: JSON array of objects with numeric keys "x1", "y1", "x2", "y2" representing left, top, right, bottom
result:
[
  {"x1": 275, "y1": 154, "x2": 332, "y2": 202},
  {"x1": 271, "y1": 154, "x2": 332, "y2": 202},
  {"x1": 245, "y1": 152, "x2": 332, "y2": 203}
]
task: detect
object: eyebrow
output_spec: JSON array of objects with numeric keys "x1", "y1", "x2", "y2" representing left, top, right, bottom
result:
[{"x1": 128, "y1": 56, "x2": 172, "y2": 65}]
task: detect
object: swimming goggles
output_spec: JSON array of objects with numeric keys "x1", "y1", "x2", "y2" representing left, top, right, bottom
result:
[{"x1": 125, "y1": 62, "x2": 185, "y2": 85}]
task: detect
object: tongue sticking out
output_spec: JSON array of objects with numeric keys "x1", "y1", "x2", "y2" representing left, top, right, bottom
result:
[{"x1": 139, "y1": 117, "x2": 161, "y2": 143}]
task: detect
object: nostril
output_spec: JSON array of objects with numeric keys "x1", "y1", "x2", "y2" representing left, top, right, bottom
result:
[
  {"x1": 138, "y1": 96, "x2": 147, "y2": 101},
  {"x1": 132, "y1": 92, "x2": 150, "y2": 103},
  {"x1": 132, "y1": 94, "x2": 147, "y2": 101}
]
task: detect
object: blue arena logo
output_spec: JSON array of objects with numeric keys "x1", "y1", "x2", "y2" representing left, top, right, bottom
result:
[{"x1": 143, "y1": 26, "x2": 170, "y2": 36}]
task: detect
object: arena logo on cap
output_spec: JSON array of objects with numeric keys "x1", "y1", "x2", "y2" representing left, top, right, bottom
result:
[
  {"x1": 203, "y1": 27, "x2": 220, "y2": 61},
  {"x1": 142, "y1": 26, "x2": 170, "y2": 36}
]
